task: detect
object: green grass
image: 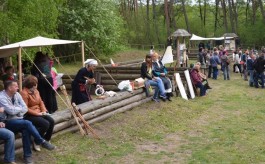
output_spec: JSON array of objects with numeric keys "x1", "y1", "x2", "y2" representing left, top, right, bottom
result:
[{"x1": 28, "y1": 56, "x2": 265, "y2": 163}]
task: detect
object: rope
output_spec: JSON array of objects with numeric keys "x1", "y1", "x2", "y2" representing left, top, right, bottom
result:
[
  {"x1": 84, "y1": 44, "x2": 118, "y2": 86},
  {"x1": 22, "y1": 48, "x2": 70, "y2": 109},
  {"x1": 50, "y1": 54, "x2": 73, "y2": 81}
]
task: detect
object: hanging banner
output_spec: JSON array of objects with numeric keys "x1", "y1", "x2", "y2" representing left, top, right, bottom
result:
[{"x1": 161, "y1": 46, "x2": 174, "y2": 64}]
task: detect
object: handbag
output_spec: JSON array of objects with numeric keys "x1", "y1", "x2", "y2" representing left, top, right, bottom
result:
[{"x1": 217, "y1": 65, "x2": 221, "y2": 70}]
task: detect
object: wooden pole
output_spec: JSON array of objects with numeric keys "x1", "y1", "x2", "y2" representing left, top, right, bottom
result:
[
  {"x1": 81, "y1": 41, "x2": 85, "y2": 67},
  {"x1": 18, "y1": 47, "x2": 22, "y2": 91},
  {"x1": 177, "y1": 37, "x2": 180, "y2": 67}
]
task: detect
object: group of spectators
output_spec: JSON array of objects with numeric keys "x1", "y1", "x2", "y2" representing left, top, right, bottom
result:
[{"x1": 0, "y1": 51, "x2": 58, "y2": 164}]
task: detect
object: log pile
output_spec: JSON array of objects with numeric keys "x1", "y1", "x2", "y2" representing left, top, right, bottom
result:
[{"x1": 0, "y1": 89, "x2": 151, "y2": 155}]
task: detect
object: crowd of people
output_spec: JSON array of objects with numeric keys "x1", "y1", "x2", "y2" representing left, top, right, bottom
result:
[{"x1": 0, "y1": 51, "x2": 58, "y2": 164}]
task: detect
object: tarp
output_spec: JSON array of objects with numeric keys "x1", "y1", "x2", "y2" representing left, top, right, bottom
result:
[
  {"x1": 0, "y1": 36, "x2": 81, "y2": 57},
  {"x1": 190, "y1": 34, "x2": 234, "y2": 41},
  {"x1": 161, "y1": 46, "x2": 174, "y2": 64}
]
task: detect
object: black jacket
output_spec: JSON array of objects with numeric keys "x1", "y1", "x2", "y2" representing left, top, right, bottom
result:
[
  {"x1": 253, "y1": 57, "x2": 265, "y2": 73},
  {"x1": 140, "y1": 62, "x2": 152, "y2": 80}
]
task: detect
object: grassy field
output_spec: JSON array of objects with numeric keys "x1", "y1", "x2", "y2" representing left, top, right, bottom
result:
[{"x1": 21, "y1": 66, "x2": 265, "y2": 164}]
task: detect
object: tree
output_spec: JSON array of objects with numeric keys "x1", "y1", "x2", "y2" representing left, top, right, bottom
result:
[{"x1": 59, "y1": 0, "x2": 124, "y2": 56}]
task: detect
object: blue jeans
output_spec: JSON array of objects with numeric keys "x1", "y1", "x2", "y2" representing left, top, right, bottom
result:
[
  {"x1": 5, "y1": 119, "x2": 45, "y2": 158},
  {"x1": 222, "y1": 66, "x2": 230, "y2": 80},
  {"x1": 212, "y1": 66, "x2": 218, "y2": 79},
  {"x1": 254, "y1": 72, "x2": 265, "y2": 88},
  {"x1": 146, "y1": 78, "x2": 166, "y2": 99},
  {"x1": 0, "y1": 128, "x2": 15, "y2": 162},
  {"x1": 248, "y1": 70, "x2": 254, "y2": 86},
  {"x1": 196, "y1": 82, "x2": 206, "y2": 96}
]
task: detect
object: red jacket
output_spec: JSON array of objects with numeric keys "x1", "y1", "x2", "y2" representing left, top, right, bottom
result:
[{"x1": 190, "y1": 69, "x2": 202, "y2": 85}]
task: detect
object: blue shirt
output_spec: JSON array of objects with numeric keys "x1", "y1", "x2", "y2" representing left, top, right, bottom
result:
[{"x1": 0, "y1": 91, "x2": 28, "y2": 121}]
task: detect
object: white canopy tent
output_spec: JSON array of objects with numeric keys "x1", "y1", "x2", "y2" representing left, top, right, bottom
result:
[
  {"x1": 0, "y1": 36, "x2": 84, "y2": 91},
  {"x1": 190, "y1": 34, "x2": 233, "y2": 41}
]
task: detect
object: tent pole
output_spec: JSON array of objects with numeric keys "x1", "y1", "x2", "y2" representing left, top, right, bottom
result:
[
  {"x1": 177, "y1": 37, "x2": 180, "y2": 67},
  {"x1": 18, "y1": 47, "x2": 22, "y2": 91},
  {"x1": 9, "y1": 57, "x2": 12, "y2": 66},
  {"x1": 81, "y1": 41, "x2": 85, "y2": 67}
]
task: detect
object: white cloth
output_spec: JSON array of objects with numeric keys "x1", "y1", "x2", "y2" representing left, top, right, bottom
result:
[{"x1": 84, "y1": 59, "x2": 98, "y2": 65}]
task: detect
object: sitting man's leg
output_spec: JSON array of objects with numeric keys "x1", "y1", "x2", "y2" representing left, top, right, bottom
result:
[
  {"x1": 196, "y1": 82, "x2": 206, "y2": 96},
  {"x1": 0, "y1": 128, "x2": 15, "y2": 163}
]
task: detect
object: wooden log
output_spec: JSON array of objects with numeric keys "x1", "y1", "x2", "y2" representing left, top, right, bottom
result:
[
  {"x1": 53, "y1": 92, "x2": 147, "y2": 134},
  {"x1": 52, "y1": 97, "x2": 151, "y2": 137},
  {"x1": 51, "y1": 89, "x2": 144, "y2": 124}
]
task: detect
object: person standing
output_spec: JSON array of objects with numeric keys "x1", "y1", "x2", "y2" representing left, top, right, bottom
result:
[
  {"x1": 31, "y1": 52, "x2": 57, "y2": 114},
  {"x1": 210, "y1": 47, "x2": 221, "y2": 80},
  {"x1": 247, "y1": 54, "x2": 256, "y2": 87},
  {"x1": 71, "y1": 59, "x2": 99, "y2": 105},
  {"x1": 253, "y1": 55, "x2": 265, "y2": 88},
  {"x1": 220, "y1": 51, "x2": 230, "y2": 80}
]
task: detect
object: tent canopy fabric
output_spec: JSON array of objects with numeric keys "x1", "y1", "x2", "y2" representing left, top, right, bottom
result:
[
  {"x1": 190, "y1": 34, "x2": 234, "y2": 41},
  {"x1": 0, "y1": 36, "x2": 81, "y2": 58}
]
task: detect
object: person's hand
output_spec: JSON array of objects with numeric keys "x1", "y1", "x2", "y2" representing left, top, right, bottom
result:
[
  {"x1": 152, "y1": 77, "x2": 158, "y2": 81},
  {"x1": 0, "y1": 107, "x2": 4, "y2": 113},
  {"x1": 160, "y1": 73, "x2": 165, "y2": 76},
  {"x1": 0, "y1": 122, "x2": 5, "y2": 128},
  {"x1": 88, "y1": 78, "x2": 96, "y2": 84}
]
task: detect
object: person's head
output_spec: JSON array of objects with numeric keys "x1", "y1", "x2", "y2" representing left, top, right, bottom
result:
[
  {"x1": 199, "y1": 47, "x2": 203, "y2": 52},
  {"x1": 4, "y1": 80, "x2": 18, "y2": 95},
  {"x1": 213, "y1": 47, "x2": 218, "y2": 52},
  {"x1": 194, "y1": 63, "x2": 201, "y2": 70},
  {"x1": 84, "y1": 59, "x2": 98, "y2": 71},
  {"x1": 152, "y1": 52, "x2": 159, "y2": 61},
  {"x1": 4, "y1": 66, "x2": 14, "y2": 75},
  {"x1": 145, "y1": 54, "x2": 152, "y2": 63},
  {"x1": 23, "y1": 75, "x2": 38, "y2": 90}
]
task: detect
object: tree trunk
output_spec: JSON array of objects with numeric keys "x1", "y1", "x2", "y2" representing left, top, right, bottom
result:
[
  {"x1": 170, "y1": 0, "x2": 177, "y2": 30},
  {"x1": 251, "y1": 0, "x2": 257, "y2": 24},
  {"x1": 228, "y1": 0, "x2": 235, "y2": 33},
  {"x1": 231, "y1": 0, "x2": 238, "y2": 33},
  {"x1": 203, "y1": 0, "x2": 207, "y2": 27},
  {"x1": 214, "y1": 0, "x2": 220, "y2": 35},
  {"x1": 221, "y1": 0, "x2": 228, "y2": 32},
  {"x1": 164, "y1": 0, "x2": 171, "y2": 36},
  {"x1": 152, "y1": 0, "x2": 161, "y2": 44},
  {"x1": 146, "y1": 0, "x2": 152, "y2": 44},
  {"x1": 198, "y1": 0, "x2": 203, "y2": 28},
  {"x1": 181, "y1": 0, "x2": 190, "y2": 33},
  {"x1": 258, "y1": 0, "x2": 265, "y2": 22},
  {"x1": 246, "y1": 0, "x2": 250, "y2": 23}
]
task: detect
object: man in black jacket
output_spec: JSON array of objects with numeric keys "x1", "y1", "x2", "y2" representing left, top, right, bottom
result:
[{"x1": 253, "y1": 55, "x2": 265, "y2": 88}]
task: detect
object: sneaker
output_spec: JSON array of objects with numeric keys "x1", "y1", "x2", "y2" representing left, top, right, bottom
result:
[
  {"x1": 41, "y1": 141, "x2": 55, "y2": 150},
  {"x1": 151, "y1": 97, "x2": 160, "y2": 103},
  {"x1": 33, "y1": 142, "x2": 41, "y2": 152},
  {"x1": 24, "y1": 157, "x2": 34, "y2": 164},
  {"x1": 159, "y1": 95, "x2": 167, "y2": 102},
  {"x1": 4, "y1": 162, "x2": 17, "y2": 164}
]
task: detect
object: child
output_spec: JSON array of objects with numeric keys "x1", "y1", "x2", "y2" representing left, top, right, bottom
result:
[{"x1": 1, "y1": 66, "x2": 15, "y2": 82}]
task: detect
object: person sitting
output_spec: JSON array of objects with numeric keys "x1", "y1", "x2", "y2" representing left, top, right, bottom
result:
[
  {"x1": 20, "y1": 75, "x2": 55, "y2": 152},
  {"x1": 141, "y1": 54, "x2": 167, "y2": 102},
  {"x1": 195, "y1": 62, "x2": 212, "y2": 90},
  {"x1": 2, "y1": 66, "x2": 16, "y2": 82},
  {"x1": 71, "y1": 59, "x2": 99, "y2": 105},
  {"x1": 0, "y1": 107, "x2": 16, "y2": 164},
  {"x1": 190, "y1": 64, "x2": 208, "y2": 96},
  {"x1": 152, "y1": 52, "x2": 173, "y2": 101},
  {"x1": 0, "y1": 80, "x2": 55, "y2": 164}
]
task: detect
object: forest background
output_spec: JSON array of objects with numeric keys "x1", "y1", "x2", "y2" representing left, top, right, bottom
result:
[{"x1": 0, "y1": 0, "x2": 264, "y2": 61}]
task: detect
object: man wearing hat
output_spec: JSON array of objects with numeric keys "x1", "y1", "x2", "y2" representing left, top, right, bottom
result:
[{"x1": 71, "y1": 59, "x2": 99, "y2": 105}]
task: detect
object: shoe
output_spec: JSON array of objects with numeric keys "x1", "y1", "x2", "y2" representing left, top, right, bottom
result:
[
  {"x1": 159, "y1": 95, "x2": 167, "y2": 102},
  {"x1": 41, "y1": 140, "x2": 55, "y2": 150},
  {"x1": 33, "y1": 141, "x2": 41, "y2": 152},
  {"x1": 4, "y1": 162, "x2": 16, "y2": 164},
  {"x1": 151, "y1": 97, "x2": 160, "y2": 103},
  {"x1": 24, "y1": 157, "x2": 34, "y2": 164},
  {"x1": 166, "y1": 93, "x2": 172, "y2": 101}
]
